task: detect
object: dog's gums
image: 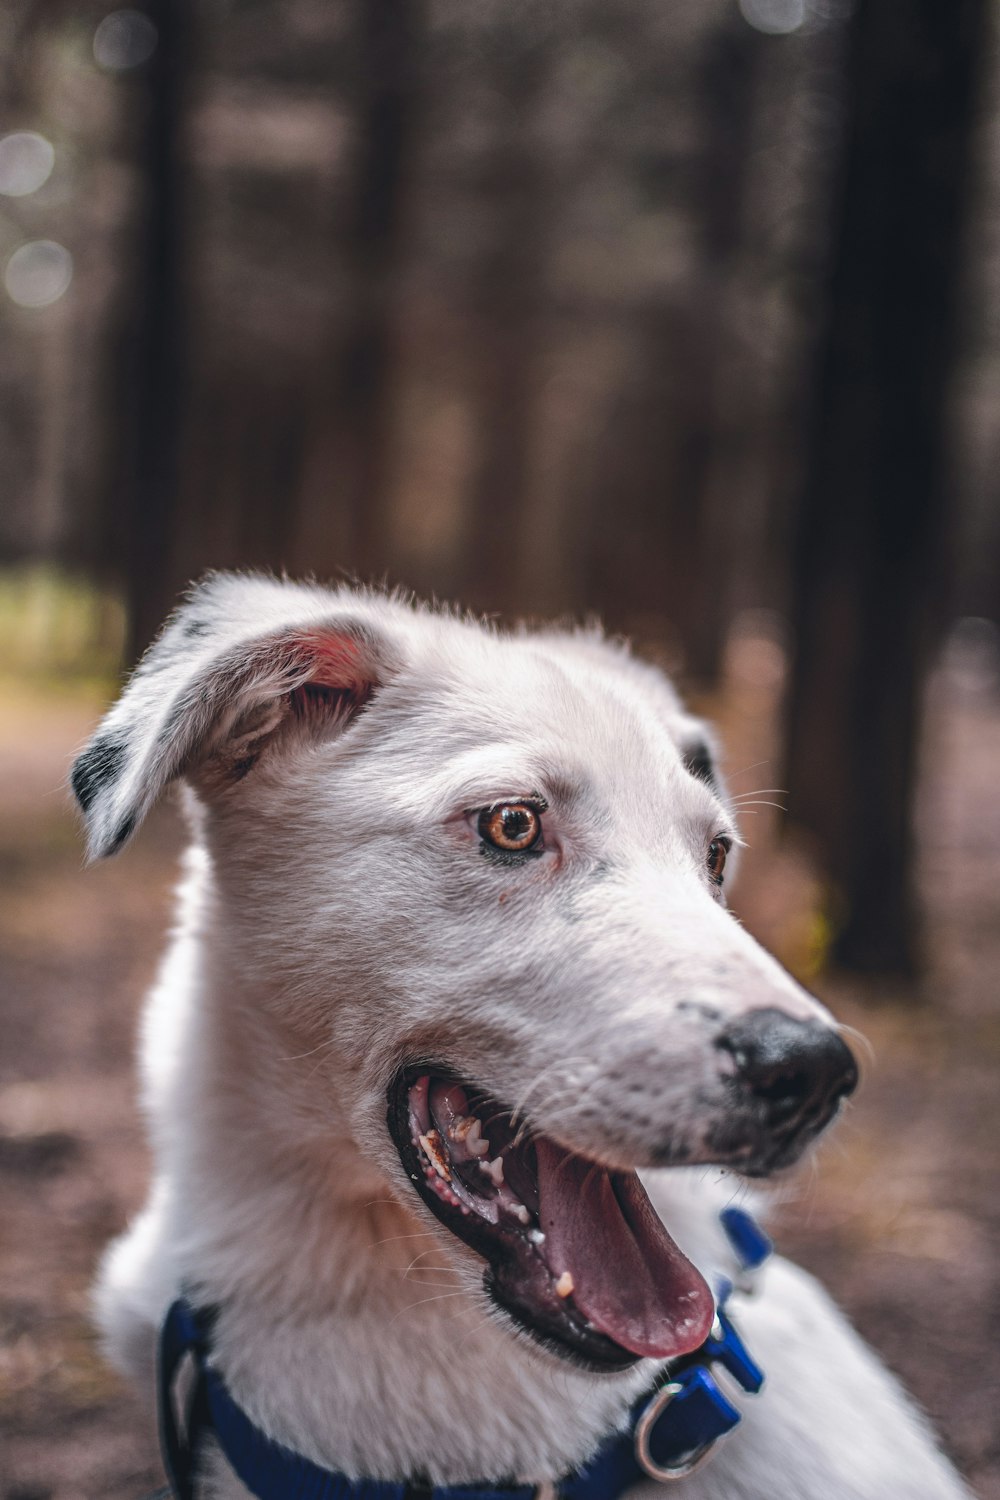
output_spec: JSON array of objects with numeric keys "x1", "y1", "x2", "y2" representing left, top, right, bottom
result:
[{"x1": 389, "y1": 1070, "x2": 716, "y2": 1371}]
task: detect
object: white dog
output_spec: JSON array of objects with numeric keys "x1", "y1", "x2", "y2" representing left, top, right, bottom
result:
[{"x1": 72, "y1": 574, "x2": 971, "y2": 1500}]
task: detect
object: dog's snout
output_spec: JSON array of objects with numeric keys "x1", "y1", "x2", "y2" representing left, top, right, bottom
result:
[{"x1": 716, "y1": 1008, "x2": 858, "y2": 1123}]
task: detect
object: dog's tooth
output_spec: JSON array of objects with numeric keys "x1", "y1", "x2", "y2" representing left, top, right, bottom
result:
[
  {"x1": 465, "y1": 1119, "x2": 490, "y2": 1158},
  {"x1": 512, "y1": 1204, "x2": 530, "y2": 1225},
  {"x1": 418, "y1": 1130, "x2": 451, "y2": 1182},
  {"x1": 480, "y1": 1155, "x2": 505, "y2": 1187},
  {"x1": 528, "y1": 1228, "x2": 546, "y2": 1246},
  {"x1": 555, "y1": 1271, "x2": 574, "y2": 1298}
]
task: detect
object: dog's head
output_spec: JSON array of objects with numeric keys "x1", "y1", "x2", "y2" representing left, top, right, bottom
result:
[{"x1": 73, "y1": 574, "x2": 856, "y2": 1372}]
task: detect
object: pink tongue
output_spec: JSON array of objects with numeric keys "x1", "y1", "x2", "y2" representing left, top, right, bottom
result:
[{"x1": 535, "y1": 1140, "x2": 715, "y2": 1359}]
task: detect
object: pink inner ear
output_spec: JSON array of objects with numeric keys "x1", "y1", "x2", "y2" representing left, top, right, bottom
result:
[{"x1": 292, "y1": 632, "x2": 370, "y2": 692}]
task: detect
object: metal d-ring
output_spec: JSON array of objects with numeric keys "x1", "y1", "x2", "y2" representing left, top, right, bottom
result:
[{"x1": 633, "y1": 1382, "x2": 719, "y2": 1483}]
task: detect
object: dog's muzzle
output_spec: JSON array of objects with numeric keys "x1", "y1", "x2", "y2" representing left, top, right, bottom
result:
[{"x1": 701, "y1": 1008, "x2": 858, "y2": 1175}]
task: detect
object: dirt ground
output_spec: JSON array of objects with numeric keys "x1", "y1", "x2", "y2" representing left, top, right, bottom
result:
[{"x1": 1, "y1": 652, "x2": 998, "y2": 1500}]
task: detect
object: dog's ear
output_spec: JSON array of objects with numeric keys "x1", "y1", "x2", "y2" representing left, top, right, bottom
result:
[
  {"x1": 678, "y1": 718, "x2": 726, "y2": 800},
  {"x1": 678, "y1": 718, "x2": 740, "y2": 876},
  {"x1": 71, "y1": 574, "x2": 401, "y2": 861}
]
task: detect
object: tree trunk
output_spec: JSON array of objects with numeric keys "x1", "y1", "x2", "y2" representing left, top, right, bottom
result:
[
  {"x1": 324, "y1": 0, "x2": 425, "y2": 584},
  {"x1": 674, "y1": 16, "x2": 768, "y2": 685},
  {"x1": 461, "y1": 36, "x2": 554, "y2": 620},
  {"x1": 574, "y1": 13, "x2": 766, "y2": 669},
  {"x1": 116, "y1": 0, "x2": 189, "y2": 662},
  {"x1": 783, "y1": 0, "x2": 988, "y2": 977}
]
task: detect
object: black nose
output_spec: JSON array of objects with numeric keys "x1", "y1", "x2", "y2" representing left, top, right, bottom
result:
[{"x1": 715, "y1": 1008, "x2": 858, "y2": 1127}]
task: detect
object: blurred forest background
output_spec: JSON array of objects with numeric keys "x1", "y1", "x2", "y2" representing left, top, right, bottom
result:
[{"x1": 2, "y1": 1, "x2": 1000, "y2": 1497}]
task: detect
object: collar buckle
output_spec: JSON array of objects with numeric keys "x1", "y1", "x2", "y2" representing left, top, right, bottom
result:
[
  {"x1": 633, "y1": 1277, "x2": 767, "y2": 1481},
  {"x1": 634, "y1": 1355, "x2": 751, "y2": 1483},
  {"x1": 634, "y1": 1375, "x2": 729, "y2": 1482}
]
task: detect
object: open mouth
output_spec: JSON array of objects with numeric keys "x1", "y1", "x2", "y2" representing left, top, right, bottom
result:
[{"x1": 387, "y1": 1069, "x2": 716, "y2": 1371}]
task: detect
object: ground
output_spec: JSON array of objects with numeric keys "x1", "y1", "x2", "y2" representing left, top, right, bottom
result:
[{"x1": 1, "y1": 647, "x2": 997, "y2": 1499}]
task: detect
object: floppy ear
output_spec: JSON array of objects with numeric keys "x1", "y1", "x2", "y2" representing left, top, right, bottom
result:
[
  {"x1": 71, "y1": 574, "x2": 401, "y2": 861},
  {"x1": 678, "y1": 717, "x2": 741, "y2": 878},
  {"x1": 677, "y1": 717, "x2": 727, "y2": 801}
]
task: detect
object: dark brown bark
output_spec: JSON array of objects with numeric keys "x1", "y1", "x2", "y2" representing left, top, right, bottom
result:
[
  {"x1": 117, "y1": 0, "x2": 189, "y2": 661},
  {"x1": 324, "y1": 0, "x2": 425, "y2": 583},
  {"x1": 461, "y1": 36, "x2": 554, "y2": 619},
  {"x1": 784, "y1": 0, "x2": 989, "y2": 976},
  {"x1": 675, "y1": 18, "x2": 768, "y2": 684}
]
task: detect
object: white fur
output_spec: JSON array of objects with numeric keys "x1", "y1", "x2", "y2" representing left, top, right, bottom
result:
[{"x1": 74, "y1": 575, "x2": 971, "y2": 1500}]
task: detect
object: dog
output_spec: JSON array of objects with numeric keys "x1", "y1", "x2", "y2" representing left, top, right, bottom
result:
[{"x1": 72, "y1": 573, "x2": 972, "y2": 1500}]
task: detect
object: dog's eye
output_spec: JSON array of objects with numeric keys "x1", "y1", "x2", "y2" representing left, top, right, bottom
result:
[
  {"x1": 479, "y1": 803, "x2": 543, "y2": 853},
  {"x1": 707, "y1": 837, "x2": 730, "y2": 885}
]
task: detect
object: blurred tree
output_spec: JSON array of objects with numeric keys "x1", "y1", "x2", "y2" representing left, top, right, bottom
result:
[
  {"x1": 461, "y1": 21, "x2": 555, "y2": 618},
  {"x1": 783, "y1": 0, "x2": 989, "y2": 977},
  {"x1": 3, "y1": 0, "x2": 61, "y2": 113},
  {"x1": 325, "y1": 0, "x2": 426, "y2": 582},
  {"x1": 667, "y1": 12, "x2": 769, "y2": 683},
  {"x1": 111, "y1": 0, "x2": 190, "y2": 662},
  {"x1": 574, "y1": 6, "x2": 767, "y2": 670}
]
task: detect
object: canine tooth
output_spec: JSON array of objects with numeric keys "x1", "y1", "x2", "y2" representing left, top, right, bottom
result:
[
  {"x1": 465, "y1": 1118, "x2": 490, "y2": 1158},
  {"x1": 480, "y1": 1155, "x2": 504, "y2": 1187},
  {"x1": 555, "y1": 1271, "x2": 574, "y2": 1298}
]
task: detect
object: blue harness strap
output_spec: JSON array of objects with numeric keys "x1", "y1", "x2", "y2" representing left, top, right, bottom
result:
[
  {"x1": 156, "y1": 1210, "x2": 769, "y2": 1499},
  {"x1": 718, "y1": 1207, "x2": 773, "y2": 1272}
]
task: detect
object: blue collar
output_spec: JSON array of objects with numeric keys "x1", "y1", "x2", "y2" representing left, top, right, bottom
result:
[{"x1": 157, "y1": 1207, "x2": 770, "y2": 1500}]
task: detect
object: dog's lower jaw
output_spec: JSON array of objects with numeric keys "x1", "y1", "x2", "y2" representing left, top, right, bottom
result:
[
  {"x1": 95, "y1": 857, "x2": 663, "y2": 1491},
  {"x1": 95, "y1": 856, "x2": 974, "y2": 1500},
  {"x1": 99, "y1": 1169, "x2": 655, "y2": 1493}
]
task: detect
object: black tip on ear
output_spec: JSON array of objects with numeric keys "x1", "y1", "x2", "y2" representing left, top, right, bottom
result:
[
  {"x1": 71, "y1": 735, "x2": 128, "y2": 814},
  {"x1": 683, "y1": 737, "x2": 718, "y2": 792},
  {"x1": 108, "y1": 813, "x2": 136, "y2": 854}
]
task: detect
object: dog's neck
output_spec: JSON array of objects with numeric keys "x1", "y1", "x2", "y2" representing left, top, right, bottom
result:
[{"x1": 145, "y1": 846, "x2": 656, "y2": 1488}]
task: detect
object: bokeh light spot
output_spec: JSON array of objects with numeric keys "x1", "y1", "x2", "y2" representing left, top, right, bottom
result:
[
  {"x1": 93, "y1": 9, "x2": 158, "y2": 71},
  {"x1": 5, "y1": 241, "x2": 73, "y2": 308},
  {"x1": 0, "y1": 132, "x2": 55, "y2": 197},
  {"x1": 738, "y1": 0, "x2": 806, "y2": 34}
]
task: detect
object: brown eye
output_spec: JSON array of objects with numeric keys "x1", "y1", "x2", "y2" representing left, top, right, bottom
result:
[
  {"x1": 479, "y1": 803, "x2": 543, "y2": 853},
  {"x1": 707, "y1": 837, "x2": 730, "y2": 885}
]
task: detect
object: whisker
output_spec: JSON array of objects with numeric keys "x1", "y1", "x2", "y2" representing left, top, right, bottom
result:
[
  {"x1": 304, "y1": 1045, "x2": 342, "y2": 1085},
  {"x1": 725, "y1": 759, "x2": 771, "y2": 784},
  {"x1": 370, "y1": 1230, "x2": 441, "y2": 1248},
  {"x1": 401, "y1": 1275, "x2": 465, "y2": 1286},
  {"x1": 276, "y1": 1037, "x2": 338, "y2": 1063},
  {"x1": 507, "y1": 1056, "x2": 594, "y2": 1133},
  {"x1": 836, "y1": 1022, "x2": 875, "y2": 1067},
  {"x1": 511, "y1": 1081, "x2": 585, "y2": 1147},
  {"x1": 388, "y1": 1291, "x2": 470, "y2": 1325},
  {"x1": 455, "y1": 1310, "x2": 502, "y2": 1351},
  {"x1": 403, "y1": 1247, "x2": 458, "y2": 1275}
]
